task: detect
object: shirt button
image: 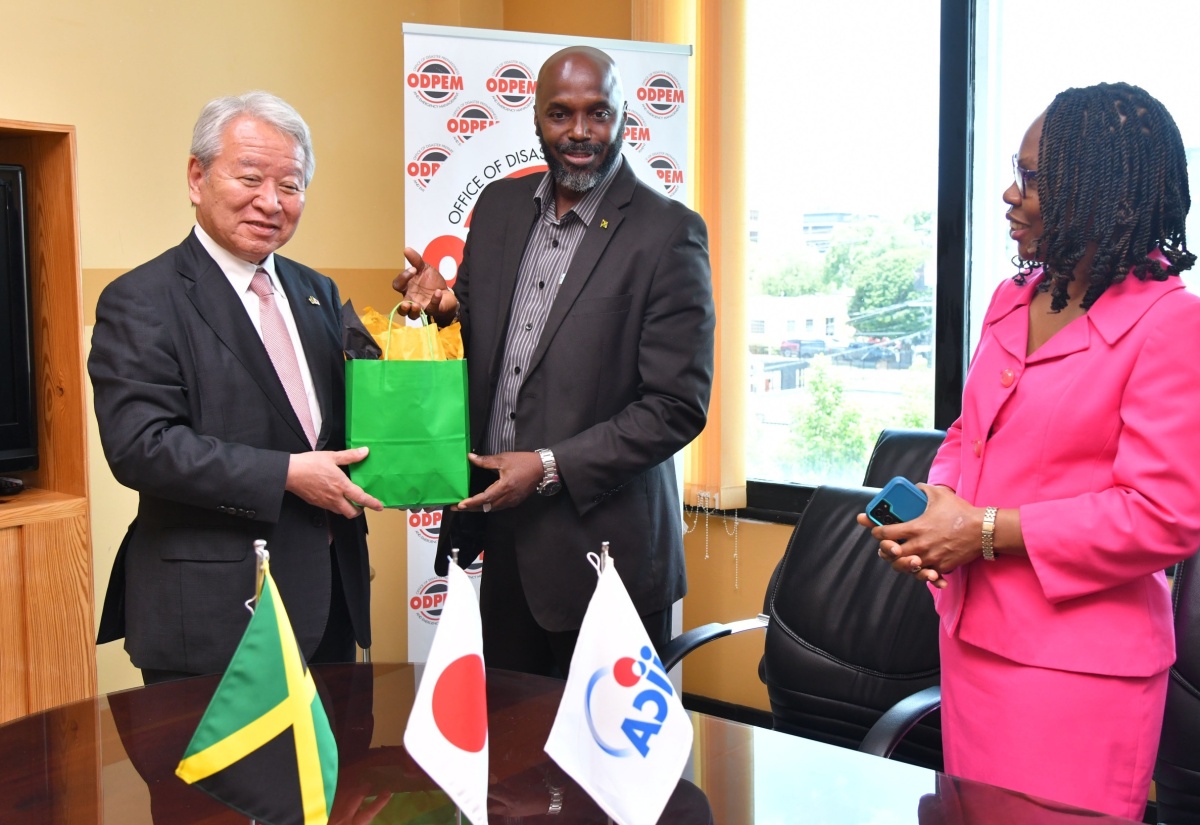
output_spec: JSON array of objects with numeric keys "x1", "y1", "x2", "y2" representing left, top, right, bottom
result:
[
  {"x1": 538, "y1": 281, "x2": 545, "y2": 289},
  {"x1": 972, "y1": 439, "x2": 983, "y2": 457},
  {"x1": 508, "y1": 411, "x2": 516, "y2": 420},
  {"x1": 525, "y1": 322, "x2": 533, "y2": 331},
  {"x1": 551, "y1": 239, "x2": 559, "y2": 247},
  {"x1": 514, "y1": 366, "x2": 521, "y2": 375},
  {"x1": 1001, "y1": 368, "x2": 1015, "y2": 387}
]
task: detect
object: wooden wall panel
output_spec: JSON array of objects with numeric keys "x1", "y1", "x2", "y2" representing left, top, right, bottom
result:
[
  {"x1": 0, "y1": 527, "x2": 29, "y2": 721},
  {"x1": 24, "y1": 516, "x2": 95, "y2": 714}
]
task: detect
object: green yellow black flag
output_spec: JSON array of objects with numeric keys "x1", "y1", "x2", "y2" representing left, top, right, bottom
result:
[{"x1": 176, "y1": 546, "x2": 338, "y2": 825}]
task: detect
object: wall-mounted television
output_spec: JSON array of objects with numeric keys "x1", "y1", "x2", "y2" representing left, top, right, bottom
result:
[{"x1": 0, "y1": 164, "x2": 37, "y2": 473}]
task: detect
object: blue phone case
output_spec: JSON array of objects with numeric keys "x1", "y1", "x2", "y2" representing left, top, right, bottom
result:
[{"x1": 867, "y1": 477, "x2": 928, "y2": 526}]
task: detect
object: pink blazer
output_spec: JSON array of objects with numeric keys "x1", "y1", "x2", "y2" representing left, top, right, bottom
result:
[{"x1": 929, "y1": 266, "x2": 1200, "y2": 677}]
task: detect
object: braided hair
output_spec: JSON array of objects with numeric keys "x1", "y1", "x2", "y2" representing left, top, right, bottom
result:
[{"x1": 1014, "y1": 82, "x2": 1195, "y2": 310}]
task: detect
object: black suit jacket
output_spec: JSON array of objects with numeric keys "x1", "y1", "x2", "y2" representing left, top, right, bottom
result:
[
  {"x1": 439, "y1": 160, "x2": 715, "y2": 631},
  {"x1": 89, "y1": 231, "x2": 370, "y2": 674}
]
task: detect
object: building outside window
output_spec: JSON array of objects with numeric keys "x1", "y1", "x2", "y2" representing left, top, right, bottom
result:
[
  {"x1": 744, "y1": 0, "x2": 1200, "y2": 495},
  {"x1": 745, "y1": 0, "x2": 939, "y2": 486}
]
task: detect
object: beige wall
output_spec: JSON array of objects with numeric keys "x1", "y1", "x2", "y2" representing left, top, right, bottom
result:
[{"x1": 6, "y1": 0, "x2": 776, "y2": 710}]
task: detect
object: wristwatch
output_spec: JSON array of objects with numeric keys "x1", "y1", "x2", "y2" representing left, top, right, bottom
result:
[
  {"x1": 536, "y1": 448, "x2": 562, "y2": 496},
  {"x1": 981, "y1": 506, "x2": 998, "y2": 561}
]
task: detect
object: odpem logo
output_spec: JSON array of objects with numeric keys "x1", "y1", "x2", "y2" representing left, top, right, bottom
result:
[
  {"x1": 406, "y1": 145, "x2": 452, "y2": 192},
  {"x1": 407, "y1": 508, "x2": 444, "y2": 542},
  {"x1": 637, "y1": 71, "x2": 685, "y2": 118},
  {"x1": 623, "y1": 111, "x2": 651, "y2": 152},
  {"x1": 464, "y1": 551, "x2": 484, "y2": 579},
  {"x1": 447, "y1": 101, "x2": 499, "y2": 144},
  {"x1": 647, "y1": 153, "x2": 683, "y2": 196},
  {"x1": 410, "y1": 577, "x2": 448, "y2": 624},
  {"x1": 584, "y1": 645, "x2": 679, "y2": 758},
  {"x1": 487, "y1": 61, "x2": 537, "y2": 111},
  {"x1": 407, "y1": 56, "x2": 464, "y2": 108}
]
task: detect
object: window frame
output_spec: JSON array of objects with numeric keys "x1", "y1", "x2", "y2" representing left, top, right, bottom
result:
[{"x1": 741, "y1": 0, "x2": 973, "y2": 523}]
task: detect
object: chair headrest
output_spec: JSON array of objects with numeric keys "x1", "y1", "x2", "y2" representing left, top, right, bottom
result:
[{"x1": 863, "y1": 429, "x2": 947, "y2": 489}]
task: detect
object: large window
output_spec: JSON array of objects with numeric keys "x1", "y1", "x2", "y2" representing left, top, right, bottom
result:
[
  {"x1": 969, "y1": 0, "x2": 1200, "y2": 339},
  {"x1": 744, "y1": 1, "x2": 943, "y2": 488},
  {"x1": 743, "y1": 0, "x2": 1200, "y2": 509}
]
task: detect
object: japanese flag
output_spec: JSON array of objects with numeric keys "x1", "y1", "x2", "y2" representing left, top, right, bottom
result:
[
  {"x1": 544, "y1": 555, "x2": 693, "y2": 825},
  {"x1": 404, "y1": 561, "x2": 489, "y2": 824}
]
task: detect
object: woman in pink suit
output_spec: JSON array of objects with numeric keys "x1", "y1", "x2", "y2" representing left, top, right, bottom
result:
[{"x1": 861, "y1": 82, "x2": 1200, "y2": 820}]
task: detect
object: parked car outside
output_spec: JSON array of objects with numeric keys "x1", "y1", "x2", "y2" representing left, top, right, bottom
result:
[
  {"x1": 831, "y1": 341, "x2": 899, "y2": 368},
  {"x1": 780, "y1": 338, "x2": 828, "y2": 358}
]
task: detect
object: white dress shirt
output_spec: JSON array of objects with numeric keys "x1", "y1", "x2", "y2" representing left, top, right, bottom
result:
[{"x1": 192, "y1": 224, "x2": 324, "y2": 439}]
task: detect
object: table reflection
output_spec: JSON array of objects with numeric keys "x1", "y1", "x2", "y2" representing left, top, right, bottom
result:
[{"x1": 0, "y1": 663, "x2": 1140, "y2": 824}]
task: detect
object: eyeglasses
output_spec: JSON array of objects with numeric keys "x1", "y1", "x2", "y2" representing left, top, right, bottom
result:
[{"x1": 1012, "y1": 154, "x2": 1038, "y2": 198}]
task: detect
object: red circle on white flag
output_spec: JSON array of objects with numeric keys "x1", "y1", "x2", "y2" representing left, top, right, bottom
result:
[{"x1": 432, "y1": 654, "x2": 487, "y2": 752}]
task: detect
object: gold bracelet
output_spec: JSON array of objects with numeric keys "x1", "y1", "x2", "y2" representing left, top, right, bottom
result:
[{"x1": 981, "y1": 506, "x2": 997, "y2": 561}]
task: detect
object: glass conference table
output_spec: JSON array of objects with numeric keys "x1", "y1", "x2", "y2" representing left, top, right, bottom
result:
[{"x1": 0, "y1": 662, "x2": 1139, "y2": 824}]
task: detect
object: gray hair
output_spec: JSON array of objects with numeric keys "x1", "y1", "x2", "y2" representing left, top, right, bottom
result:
[{"x1": 190, "y1": 91, "x2": 315, "y2": 186}]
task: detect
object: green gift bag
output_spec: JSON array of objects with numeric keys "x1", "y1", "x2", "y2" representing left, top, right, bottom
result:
[{"x1": 345, "y1": 309, "x2": 470, "y2": 508}]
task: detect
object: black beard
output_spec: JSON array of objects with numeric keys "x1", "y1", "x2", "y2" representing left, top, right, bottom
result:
[{"x1": 538, "y1": 131, "x2": 625, "y2": 193}]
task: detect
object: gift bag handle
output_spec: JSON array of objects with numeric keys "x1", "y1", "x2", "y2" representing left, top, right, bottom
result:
[{"x1": 384, "y1": 303, "x2": 437, "y2": 361}]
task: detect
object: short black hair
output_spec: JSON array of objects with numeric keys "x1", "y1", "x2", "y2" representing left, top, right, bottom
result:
[{"x1": 1015, "y1": 82, "x2": 1195, "y2": 310}]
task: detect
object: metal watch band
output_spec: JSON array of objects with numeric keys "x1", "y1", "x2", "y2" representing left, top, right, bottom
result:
[
  {"x1": 981, "y1": 506, "x2": 998, "y2": 561},
  {"x1": 536, "y1": 448, "x2": 561, "y2": 495}
]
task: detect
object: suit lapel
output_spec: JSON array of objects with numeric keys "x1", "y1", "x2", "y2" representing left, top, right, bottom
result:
[
  {"x1": 178, "y1": 233, "x2": 310, "y2": 448},
  {"x1": 526, "y1": 162, "x2": 635, "y2": 375}
]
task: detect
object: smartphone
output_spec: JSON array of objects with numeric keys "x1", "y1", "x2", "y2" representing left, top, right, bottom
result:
[{"x1": 867, "y1": 477, "x2": 928, "y2": 526}]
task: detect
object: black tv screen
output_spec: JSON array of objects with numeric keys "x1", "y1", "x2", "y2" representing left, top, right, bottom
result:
[{"x1": 0, "y1": 164, "x2": 36, "y2": 473}]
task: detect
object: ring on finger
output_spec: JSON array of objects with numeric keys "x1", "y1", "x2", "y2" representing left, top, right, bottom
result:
[{"x1": 482, "y1": 501, "x2": 492, "y2": 513}]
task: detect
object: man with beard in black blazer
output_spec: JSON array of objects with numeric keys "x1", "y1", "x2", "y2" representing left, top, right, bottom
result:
[
  {"x1": 90, "y1": 92, "x2": 383, "y2": 684},
  {"x1": 393, "y1": 46, "x2": 715, "y2": 677}
]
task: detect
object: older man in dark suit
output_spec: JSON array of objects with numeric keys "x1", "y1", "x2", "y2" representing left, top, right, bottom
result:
[
  {"x1": 393, "y1": 46, "x2": 715, "y2": 677},
  {"x1": 90, "y1": 92, "x2": 383, "y2": 684}
]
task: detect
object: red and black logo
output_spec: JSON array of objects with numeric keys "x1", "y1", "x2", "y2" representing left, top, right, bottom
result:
[
  {"x1": 486, "y1": 61, "x2": 537, "y2": 111},
  {"x1": 637, "y1": 71, "x2": 685, "y2": 119},
  {"x1": 410, "y1": 577, "x2": 448, "y2": 624},
  {"x1": 464, "y1": 551, "x2": 484, "y2": 579},
  {"x1": 407, "y1": 56, "x2": 464, "y2": 108},
  {"x1": 407, "y1": 507, "x2": 445, "y2": 541},
  {"x1": 648, "y1": 152, "x2": 683, "y2": 196},
  {"x1": 623, "y1": 111, "x2": 651, "y2": 152},
  {"x1": 447, "y1": 101, "x2": 499, "y2": 144}
]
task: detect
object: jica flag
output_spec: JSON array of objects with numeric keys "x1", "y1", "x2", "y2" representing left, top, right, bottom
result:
[
  {"x1": 403, "y1": 560, "x2": 489, "y2": 824},
  {"x1": 544, "y1": 555, "x2": 694, "y2": 825},
  {"x1": 175, "y1": 554, "x2": 337, "y2": 825}
]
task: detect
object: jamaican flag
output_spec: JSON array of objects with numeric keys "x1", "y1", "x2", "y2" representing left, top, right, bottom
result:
[{"x1": 176, "y1": 555, "x2": 338, "y2": 825}]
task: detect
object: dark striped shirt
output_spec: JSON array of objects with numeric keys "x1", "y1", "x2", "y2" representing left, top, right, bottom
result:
[{"x1": 484, "y1": 160, "x2": 622, "y2": 453}]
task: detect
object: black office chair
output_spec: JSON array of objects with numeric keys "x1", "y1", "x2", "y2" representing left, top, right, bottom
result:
[
  {"x1": 758, "y1": 484, "x2": 943, "y2": 770},
  {"x1": 862, "y1": 427, "x2": 947, "y2": 489},
  {"x1": 1154, "y1": 556, "x2": 1200, "y2": 824},
  {"x1": 664, "y1": 429, "x2": 947, "y2": 771}
]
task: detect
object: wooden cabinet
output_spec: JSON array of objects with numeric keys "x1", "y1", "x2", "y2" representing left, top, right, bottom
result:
[{"x1": 0, "y1": 120, "x2": 95, "y2": 723}]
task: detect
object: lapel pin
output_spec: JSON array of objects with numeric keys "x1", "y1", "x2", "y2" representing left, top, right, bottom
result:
[
  {"x1": 600, "y1": 219, "x2": 609, "y2": 229},
  {"x1": 307, "y1": 295, "x2": 320, "y2": 306}
]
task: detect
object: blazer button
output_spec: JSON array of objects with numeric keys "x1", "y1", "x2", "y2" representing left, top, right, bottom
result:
[
  {"x1": 1001, "y1": 368, "x2": 1015, "y2": 387},
  {"x1": 247, "y1": 510, "x2": 256, "y2": 519},
  {"x1": 217, "y1": 505, "x2": 227, "y2": 514},
  {"x1": 972, "y1": 439, "x2": 983, "y2": 457}
]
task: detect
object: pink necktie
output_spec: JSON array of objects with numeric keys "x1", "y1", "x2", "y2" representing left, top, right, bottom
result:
[{"x1": 250, "y1": 267, "x2": 317, "y2": 448}]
